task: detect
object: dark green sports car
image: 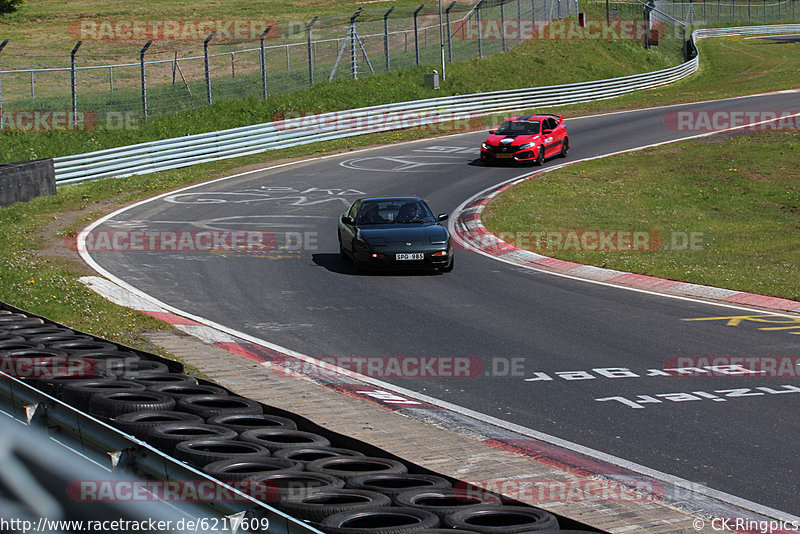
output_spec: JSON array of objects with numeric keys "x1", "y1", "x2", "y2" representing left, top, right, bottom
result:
[{"x1": 338, "y1": 196, "x2": 454, "y2": 273}]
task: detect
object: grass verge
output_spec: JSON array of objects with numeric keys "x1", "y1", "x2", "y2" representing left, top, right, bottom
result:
[{"x1": 483, "y1": 130, "x2": 800, "y2": 301}]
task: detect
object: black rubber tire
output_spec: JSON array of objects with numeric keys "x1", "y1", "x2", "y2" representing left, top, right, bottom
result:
[
  {"x1": 33, "y1": 372, "x2": 116, "y2": 397},
  {"x1": 280, "y1": 488, "x2": 392, "y2": 523},
  {"x1": 203, "y1": 457, "x2": 304, "y2": 482},
  {"x1": 29, "y1": 334, "x2": 94, "y2": 345},
  {"x1": 145, "y1": 422, "x2": 238, "y2": 453},
  {"x1": 443, "y1": 504, "x2": 559, "y2": 532},
  {"x1": 242, "y1": 472, "x2": 345, "y2": 503},
  {"x1": 351, "y1": 244, "x2": 362, "y2": 273},
  {"x1": 47, "y1": 340, "x2": 119, "y2": 354},
  {"x1": 112, "y1": 410, "x2": 204, "y2": 438},
  {"x1": 0, "y1": 341, "x2": 44, "y2": 353},
  {"x1": 346, "y1": 473, "x2": 452, "y2": 500},
  {"x1": 0, "y1": 333, "x2": 24, "y2": 344},
  {"x1": 240, "y1": 428, "x2": 330, "y2": 453},
  {"x1": 0, "y1": 313, "x2": 35, "y2": 322},
  {"x1": 174, "y1": 439, "x2": 272, "y2": 467},
  {"x1": 274, "y1": 446, "x2": 366, "y2": 465},
  {"x1": 0, "y1": 349, "x2": 97, "y2": 381},
  {"x1": 122, "y1": 371, "x2": 198, "y2": 386},
  {"x1": 559, "y1": 137, "x2": 569, "y2": 158},
  {"x1": 307, "y1": 456, "x2": 408, "y2": 482},
  {"x1": 106, "y1": 357, "x2": 168, "y2": 376},
  {"x1": 147, "y1": 382, "x2": 228, "y2": 399},
  {"x1": 411, "y1": 530, "x2": 479, "y2": 533},
  {"x1": 176, "y1": 394, "x2": 263, "y2": 419},
  {"x1": 0, "y1": 318, "x2": 46, "y2": 330},
  {"x1": 61, "y1": 379, "x2": 147, "y2": 410},
  {"x1": 207, "y1": 413, "x2": 297, "y2": 432},
  {"x1": 534, "y1": 145, "x2": 545, "y2": 166},
  {"x1": 72, "y1": 351, "x2": 141, "y2": 373},
  {"x1": 88, "y1": 390, "x2": 176, "y2": 418},
  {"x1": 11, "y1": 326, "x2": 74, "y2": 339},
  {"x1": 394, "y1": 488, "x2": 502, "y2": 521},
  {"x1": 320, "y1": 507, "x2": 440, "y2": 534}
]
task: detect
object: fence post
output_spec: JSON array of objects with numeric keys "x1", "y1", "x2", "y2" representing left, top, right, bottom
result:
[
  {"x1": 0, "y1": 40, "x2": 8, "y2": 130},
  {"x1": 476, "y1": 0, "x2": 484, "y2": 58},
  {"x1": 384, "y1": 7, "x2": 395, "y2": 71},
  {"x1": 140, "y1": 40, "x2": 153, "y2": 119},
  {"x1": 517, "y1": 0, "x2": 523, "y2": 42},
  {"x1": 763, "y1": 0, "x2": 767, "y2": 21},
  {"x1": 446, "y1": 2, "x2": 456, "y2": 62},
  {"x1": 307, "y1": 16, "x2": 319, "y2": 86},
  {"x1": 204, "y1": 32, "x2": 215, "y2": 105},
  {"x1": 414, "y1": 5, "x2": 424, "y2": 66},
  {"x1": 500, "y1": 1, "x2": 507, "y2": 51},
  {"x1": 111, "y1": 66, "x2": 115, "y2": 92},
  {"x1": 71, "y1": 41, "x2": 83, "y2": 124},
  {"x1": 260, "y1": 27, "x2": 271, "y2": 99}
]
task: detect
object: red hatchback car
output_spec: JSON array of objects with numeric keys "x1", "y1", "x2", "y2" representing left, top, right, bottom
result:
[{"x1": 480, "y1": 114, "x2": 568, "y2": 165}]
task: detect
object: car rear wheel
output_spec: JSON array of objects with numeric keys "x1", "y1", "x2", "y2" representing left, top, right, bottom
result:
[{"x1": 534, "y1": 145, "x2": 545, "y2": 166}]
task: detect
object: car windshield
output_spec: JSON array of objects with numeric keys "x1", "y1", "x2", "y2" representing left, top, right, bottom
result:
[
  {"x1": 357, "y1": 200, "x2": 436, "y2": 225},
  {"x1": 495, "y1": 120, "x2": 540, "y2": 135}
]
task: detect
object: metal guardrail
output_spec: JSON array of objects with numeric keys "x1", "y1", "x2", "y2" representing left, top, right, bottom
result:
[
  {"x1": 52, "y1": 24, "x2": 800, "y2": 184},
  {"x1": 0, "y1": 372, "x2": 324, "y2": 533}
]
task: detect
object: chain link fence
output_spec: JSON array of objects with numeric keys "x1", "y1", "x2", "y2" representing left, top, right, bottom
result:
[
  {"x1": 0, "y1": 0, "x2": 699, "y2": 131},
  {"x1": 654, "y1": 0, "x2": 798, "y2": 24}
]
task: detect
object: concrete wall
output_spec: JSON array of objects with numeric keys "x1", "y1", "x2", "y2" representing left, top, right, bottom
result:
[{"x1": 0, "y1": 159, "x2": 56, "y2": 207}]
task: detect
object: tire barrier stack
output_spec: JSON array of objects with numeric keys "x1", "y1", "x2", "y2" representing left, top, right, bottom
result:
[{"x1": 0, "y1": 303, "x2": 606, "y2": 534}]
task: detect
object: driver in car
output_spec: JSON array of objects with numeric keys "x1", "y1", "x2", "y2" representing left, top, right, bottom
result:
[{"x1": 396, "y1": 202, "x2": 419, "y2": 222}]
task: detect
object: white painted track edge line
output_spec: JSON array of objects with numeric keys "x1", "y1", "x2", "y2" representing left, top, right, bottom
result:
[{"x1": 76, "y1": 101, "x2": 800, "y2": 524}]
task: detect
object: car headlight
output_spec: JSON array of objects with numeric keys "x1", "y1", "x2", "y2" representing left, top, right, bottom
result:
[
  {"x1": 517, "y1": 143, "x2": 534, "y2": 150},
  {"x1": 481, "y1": 143, "x2": 491, "y2": 150}
]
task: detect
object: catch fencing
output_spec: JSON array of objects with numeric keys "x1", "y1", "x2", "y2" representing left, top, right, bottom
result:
[{"x1": 0, "y1": 0, "x2": 582, "y2": 126}]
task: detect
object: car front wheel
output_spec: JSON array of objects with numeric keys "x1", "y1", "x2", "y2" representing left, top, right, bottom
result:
[{"x1": 535, "y1": 145, "x2": 545, "y2": 166}]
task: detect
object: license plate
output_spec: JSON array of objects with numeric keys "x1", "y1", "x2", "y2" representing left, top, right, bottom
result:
[
  {"x1": 396, "y1": 253, "x2": 424, "y2": 261},
  {"x1": 496, "y1": 153, "x2": 514, "y2": 158}
]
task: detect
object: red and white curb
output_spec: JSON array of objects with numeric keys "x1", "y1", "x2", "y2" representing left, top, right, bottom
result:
[{"x1": 451, "y1": 173, "x2": 800, "y2": 317}]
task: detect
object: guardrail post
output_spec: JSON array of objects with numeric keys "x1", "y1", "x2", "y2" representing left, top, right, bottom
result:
[
  {"x1": 476, "y1": 0, "x2": 484, "y2": 58},
  {"x1": 384, "y1": 7, "x2": 395, "y2": 71},
  {"x1": 70, "y1": 41, "x2": 82, "y2": 125},
  {"x1": 445, "y1": 2, "x2": 456, "y2": 62},
  {"x1": 260, "y1": 27, "x2": 271, "y2": 99},
  {"x1": 413, "y1": 5, "x2": 424, "y2": 66},
  {"x1": 307, "y1": 17, "x2": 319, "y2": 86},
  {"x1": 0, "y1": 39, "x2": 7, "y2": 130},
  {"x1": 140, "y1": 40, "x2": 153, "y2": 120},
  {"x1": 204, "y1": 32, "x2": 215, "y2": 105}
]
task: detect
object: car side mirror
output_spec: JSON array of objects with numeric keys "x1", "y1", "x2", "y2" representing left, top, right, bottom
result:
[
  {"x1": 488, "y1": 130, "x2": 496, "y2": 134},
  {"x1": 341, "y1": 215, "x2": 355, "y2": 225},
  {"x1": 437, "y1": 213, "x2": 448, "y2": 222},
  {"x1": 543, "y1": 129, "x2": 552, "y2": 134}
]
